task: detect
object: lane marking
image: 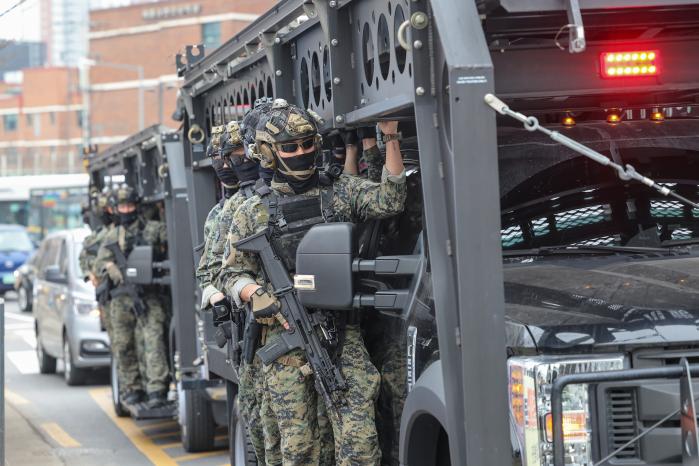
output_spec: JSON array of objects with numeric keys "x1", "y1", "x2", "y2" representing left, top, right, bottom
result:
[
  {"x1": 41, "y1": 422, "x2": 82, "y2": 448},
  {"x1": 172, "y1": 450, "x2": 228, "y2": 462},
  {"x1": 89, "y1": 387, "x2": 178, "y2": 466},
  {"x1": 5, "y1": 312, "x2": 35, "y2": 323},
  {"x1": 158, "y1": 441, "x2": 182, "y2": 449},
  {"x1": 13, "y1": 329, "x2": 37, "y2": 348},
  {"x1": 5, "y1": 323, "x2": 34, "y2": 330},
  {"x1": 5, "y1": 389, "x2": 30, "y2": 405},
  {"x1": 7, "y1": 350, "x2": 40, "y2": 374}
]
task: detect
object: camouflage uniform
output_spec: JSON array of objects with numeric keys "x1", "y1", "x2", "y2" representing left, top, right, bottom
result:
[
  {"x1": 221, "y1": 165, "x2": 406, "y2": 465},
  {"x1": 95, "y1": 217, "x2": 170, "y2": 394}
]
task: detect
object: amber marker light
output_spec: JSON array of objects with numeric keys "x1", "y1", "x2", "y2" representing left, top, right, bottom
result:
[
  {"x1": 650, "y1": 110, "x2": 665, "y2": 122},
  {"x1": 562, "y1": 115, "x2": 576, "y2": 127},
  {"x1": 600, "y1": 50, "x2": 660, "y2": 78},
  {"x1": 606, "y1": 111, "x2": 622, "y2": 124}
]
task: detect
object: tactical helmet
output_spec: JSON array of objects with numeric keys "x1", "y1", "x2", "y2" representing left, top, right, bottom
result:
[
  {"x1": 115, "y1": 184, "x2": 139, "y2": 205},
  {"x1": 254, "y1": 99, "x2": 322, "y2": 173},
  {"x1": 255, "y1": 99, "x2": 318, "y2": 145},
  {"x1": 220, "y1": 120, "x2": 243, "y2": 157},
  {"x1": 209, "y1": 125, "x2": 225, "y2": 155}
]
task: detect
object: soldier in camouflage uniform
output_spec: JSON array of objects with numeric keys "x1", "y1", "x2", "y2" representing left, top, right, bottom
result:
[
  {"x1": 196, "y1": 124, "x2": 239, "y2": 306},
  {"x1": 206, "y1": 109, "x2": 286, "y2": 466},
  {"x1": 219, "y1": 99, "x2": 406, "y2": 465},
  {"x1": 80, "y1": 188, "x2": 117, "y2": 335},
  {"x1": 95, "y1": 185, "x2": 170, "y2": 407}
]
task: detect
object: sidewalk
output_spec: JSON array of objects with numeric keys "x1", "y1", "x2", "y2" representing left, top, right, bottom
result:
[{"x1": 5, "y1": 402, "x2": 64, "y2": 466}]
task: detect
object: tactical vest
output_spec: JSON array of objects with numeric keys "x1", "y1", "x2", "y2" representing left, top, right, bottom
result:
[{"x1": 258, "y1": 184, "x2": 334, "y2": 272}]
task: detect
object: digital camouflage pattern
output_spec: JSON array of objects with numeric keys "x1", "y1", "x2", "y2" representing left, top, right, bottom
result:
[
  {"x1": 109, "y1": 293, "x2": 169, "y2": 393},
  {"x1": 79, "y1": 225, "x2": 107, "y2": 280},
  {"x1": 219, "y1": 155, "x2": 406, "y2": 465},
  {"x1": 196, "y1": 201, "x2": 224, "y2": 308},
  {"x1": 95, "y1": 218, "x2": 170, "y2": 394},
  {"x1": 361, "y1": 145, "x2": 384, "y2": 183},
  {"x1": 239, "y1": 356, "x2": 281, "y2": 465}
]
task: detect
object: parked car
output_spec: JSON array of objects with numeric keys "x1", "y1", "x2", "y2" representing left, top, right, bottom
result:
[
  {"x1": 33, "y1": 229, "x2": 110, "y2": 385},
  {"x1": 0, "y1": 224, "x2": 34, "y2": 296},
  {"x1": 13, "y1": 251, "x2": 39, "y2": 312}
]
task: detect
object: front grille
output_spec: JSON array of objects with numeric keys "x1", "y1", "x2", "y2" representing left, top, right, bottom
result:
[{"x1": 606, "y1": 388, "x2": 641, "y2": 460}]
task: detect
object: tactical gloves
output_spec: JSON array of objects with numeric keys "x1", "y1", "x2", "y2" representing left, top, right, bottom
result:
[
  {"x1": 105, "y1": 262, "x2": 123, "y2": 285},
  {"x1": 212, "y1": 296, "x2": 233, "y2": 327},
  {"x1": 250, "y1": 288, "x2": 280, "y2": 319}
]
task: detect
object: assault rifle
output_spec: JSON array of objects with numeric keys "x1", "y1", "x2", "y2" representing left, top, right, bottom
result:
[
  {"x1": 105, "y1": 242, "x2": 147, "y2": 317},
  {"x1": 235, "y1": 228, "x2": 347, "y2": 415}
]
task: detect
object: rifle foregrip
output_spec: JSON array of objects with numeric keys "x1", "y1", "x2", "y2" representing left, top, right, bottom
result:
[{"x1": 256, "y1": 336, "x2": 293, "y2": 366}]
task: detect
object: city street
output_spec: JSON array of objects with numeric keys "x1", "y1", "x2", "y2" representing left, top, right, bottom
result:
[{"x1": 3, "y1": 295, "x2": 230, "y2": 466}]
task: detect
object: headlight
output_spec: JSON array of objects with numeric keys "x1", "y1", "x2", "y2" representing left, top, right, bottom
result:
[
  {"x1": 508, "y1": 354, "x2": 627, "y2": 466},
  {"x1": 75, "y1": 298, "x2": 99, "y2": 316}
]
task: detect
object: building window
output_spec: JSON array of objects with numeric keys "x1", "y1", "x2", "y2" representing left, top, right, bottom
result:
[
  {"x1": 26, "y1": 114, "x2": 32, "y2": 126},
  {"x1": 202, "y1": 22, "x2": 221, "y2": 51},
  {"x1": 49, "y1": 112, "x2": 56, "y2": 125},
  {"x1": 76, "y1": 111, "x2": 82, "y2": 128},
  {"x1": 32, "y1": 114, "x2": 41, "y2": 137},
  {"x1": 3, "y1": 114, "x2": 18, "y2": 132}
]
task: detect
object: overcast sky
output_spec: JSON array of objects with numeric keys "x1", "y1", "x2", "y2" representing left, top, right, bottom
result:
[{"x1": 0, "y1": 0, "x2": 147, "y2": 42}]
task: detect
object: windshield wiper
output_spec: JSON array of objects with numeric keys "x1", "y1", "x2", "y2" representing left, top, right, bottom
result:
[{"x1": 503, "y1": 244, "x2": 671, "y2": 257}]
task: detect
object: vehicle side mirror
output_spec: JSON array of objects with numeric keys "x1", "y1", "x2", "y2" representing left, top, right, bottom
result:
[
  {"x1": 125, "y1": 245, "x2": 154, "y2": 285},
  {"x1": 295, "y1": 223, "x2": 356, "y2": 310},
  {"x1": 44, "y1": 265, "x2": 67, "y2": 284}
]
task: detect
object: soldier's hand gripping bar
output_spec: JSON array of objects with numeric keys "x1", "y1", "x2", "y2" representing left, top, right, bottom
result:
[{"x1": 484, "y1": 93, "x2": 699, "y2": 210}]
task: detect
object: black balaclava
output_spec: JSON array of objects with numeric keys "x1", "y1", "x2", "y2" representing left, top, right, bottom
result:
[
  {"x1": 229, "y1": 153, "x2": 259, "y2": 184},
  {"x1": 119, "y1": 210, "x2": 138, "y2": 226},
  {"x1": 259, "y1": 166, "x2": 274, "y2": 185},
  {"x1": 274, "y1": 151, "x2": 319, "y2": 194},
  {"x1": 211, "y1": 158, "x2": 239, "y2": 188},
  {"x1": 99, "y1": 211, "x2": 113, "y2": 225}
]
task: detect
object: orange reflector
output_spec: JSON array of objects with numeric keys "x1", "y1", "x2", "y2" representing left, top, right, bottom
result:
[
  {"x1": 651, "y1": 111, "x2": 665, "y2": 122},
  {"x1": 600, "y1": 50, "x2": 660, "y2": 78},
  {"x1": 562, "y1": 116, "x2": 576, "y2": 127},
  {"x1": 509, "y1": 366, "x2": 524, "y2": 426},
  {"x1": 544, "y1": 411, "x2": 589, "y2": 443}
]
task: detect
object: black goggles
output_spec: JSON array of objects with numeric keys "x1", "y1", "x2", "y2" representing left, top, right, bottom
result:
[{"x1": 277, "y1": 137, "x2": 316, "y2": 153}]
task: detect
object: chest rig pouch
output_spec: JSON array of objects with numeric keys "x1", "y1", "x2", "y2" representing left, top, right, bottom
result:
[{"x1": 257, "y1": 184, "x2": 334, "y2": 272}]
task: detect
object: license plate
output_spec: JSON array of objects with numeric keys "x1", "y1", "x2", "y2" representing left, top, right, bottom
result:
[{"x1": 2, "y1": 274, "x2": 14, "y2": 285}]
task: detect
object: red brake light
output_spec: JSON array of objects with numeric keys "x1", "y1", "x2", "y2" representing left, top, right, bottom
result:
[{"x1": 600, "y1": 50, "x2": 659, "y2": 78}]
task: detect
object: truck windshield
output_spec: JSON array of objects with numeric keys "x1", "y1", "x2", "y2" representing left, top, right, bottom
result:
[
  {"x1": 0, "y1": 229, "x2": 33, "y2": 252},
  {"x1": 498, "y1": 124, "x2": 699, "y2": 254}
]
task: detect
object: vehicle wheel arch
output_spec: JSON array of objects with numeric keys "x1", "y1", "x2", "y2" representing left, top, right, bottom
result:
[{"x1": 400, "y1": 360, "x2": 451, "y2": 466}]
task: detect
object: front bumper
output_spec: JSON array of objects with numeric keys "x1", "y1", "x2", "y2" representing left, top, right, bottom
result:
[
  {"x1": 551, "y1": 363, "x2": 699, "y2": 465},
  {"x1": 68, "y1": 315, "x2": 111, "y2": 369}
]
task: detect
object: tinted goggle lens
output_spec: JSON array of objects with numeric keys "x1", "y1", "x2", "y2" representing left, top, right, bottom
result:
[{"x1": 279, "y1": 138, "x2": 315, "y2": 153}]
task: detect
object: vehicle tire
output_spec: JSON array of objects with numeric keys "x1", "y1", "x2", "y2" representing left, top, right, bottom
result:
[
  {"x1": 111, "y1": 357, "x2": 129, "y2": 417},
  {"x1": 180, "y1": 388, "x2": 216, "y2": 453},
  {"x1": 229, "y1": 396, "x2": 257, "y2": 466},
  {"x1": 63, "y1": 335, "x2": 87, "y2": 386},
  {"x1": 35, "y1": 326, "x2": 57, "y2": 374},
  {"x1": 17, "y1": 284, "x2": 31, "y2": 313}
]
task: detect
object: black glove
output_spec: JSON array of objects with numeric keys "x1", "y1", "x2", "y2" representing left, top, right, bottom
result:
[
  {"x1": 339, "y1": 129, "x2": 359, "y2": 147},
  {"x1": 212, "y1": 296, "x2": 233, "y2": 327},
  {"x1": 356, "y1": 126, "x2": 376, "y2": 141}
]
